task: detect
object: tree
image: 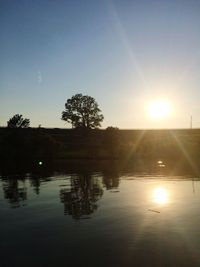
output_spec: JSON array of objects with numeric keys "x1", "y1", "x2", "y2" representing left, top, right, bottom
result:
[
  {"x1": 61, "y1": 94, "x2": 104, "y2": 128},
  {"x1": 7, "y1": 114, "x2": 30, "y2": 128}
]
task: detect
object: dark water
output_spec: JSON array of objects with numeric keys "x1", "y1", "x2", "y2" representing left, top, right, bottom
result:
[{"x1": 0, "y1": 160, "x2": 200, "y2": 267}]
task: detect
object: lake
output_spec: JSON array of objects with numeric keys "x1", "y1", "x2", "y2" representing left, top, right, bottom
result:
[{"x1": 0, "y1": 159, "x2": 200, "y2": 267}]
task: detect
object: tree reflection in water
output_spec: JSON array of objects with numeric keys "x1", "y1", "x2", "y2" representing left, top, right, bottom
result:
[
  {"x1": 3, "y1": 178, "x2": 27, "y2": 208},
  {"x1": 60, "y1": 174, "x2": 103, "y2": 220},
  {"x1": 0, "y1": 160, "x2": 121, "y2": 217},
  {"x1": 102, "y1": 169, "x2": 120, "y2": 190}
]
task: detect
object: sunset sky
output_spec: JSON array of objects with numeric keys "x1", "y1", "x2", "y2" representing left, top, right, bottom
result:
[{"x1": 1, "y1": 0, "x2": 200, "y2": 129}]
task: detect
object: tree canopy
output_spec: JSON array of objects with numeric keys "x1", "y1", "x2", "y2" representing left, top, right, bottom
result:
[
  {"x1": 7, "y1": 114, "x2": 30, "y2": 128},
  {"x1": 61, "y1": 94, "x2": 104, "y2": 129}
]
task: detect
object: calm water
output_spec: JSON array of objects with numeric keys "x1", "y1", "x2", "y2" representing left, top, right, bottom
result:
[{"x1": 0, "y1": 160, "x2": 200, "y2": 267}]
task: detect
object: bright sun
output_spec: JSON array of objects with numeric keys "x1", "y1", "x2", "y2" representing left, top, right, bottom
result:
[{"x1": 148, "y1": 100, "x2": 171, "y2": 119}]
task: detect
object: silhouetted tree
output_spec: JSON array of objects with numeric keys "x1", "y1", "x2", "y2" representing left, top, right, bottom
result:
[
  {"x1": 61, "y1": 94, "x2": 104, "y2": 128},
  {"x1": 7, "y1": 114, "x2": 30, "y2": 128}
]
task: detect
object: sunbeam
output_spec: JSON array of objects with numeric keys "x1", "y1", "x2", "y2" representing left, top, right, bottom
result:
[{"x1": 170, "y1": 131, "x2": 199, "y2": 175}]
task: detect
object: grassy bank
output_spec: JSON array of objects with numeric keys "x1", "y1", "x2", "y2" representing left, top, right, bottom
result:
[{"x1": 0, "y1": 127, "x2": 200, "y2": 164}]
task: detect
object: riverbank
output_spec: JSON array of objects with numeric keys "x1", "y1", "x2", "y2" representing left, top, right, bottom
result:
[{"x1": 0, "y1": 127, "x2": 200, "y2": 163}]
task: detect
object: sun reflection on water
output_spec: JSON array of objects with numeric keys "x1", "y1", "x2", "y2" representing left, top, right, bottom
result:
[{"x1": 152, "y1": 187, "x2": 169, "y2": 205}]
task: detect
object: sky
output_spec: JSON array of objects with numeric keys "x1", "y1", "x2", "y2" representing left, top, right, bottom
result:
[{"x1": 1, "y1": 0, "x2": 200, "y2": 129}]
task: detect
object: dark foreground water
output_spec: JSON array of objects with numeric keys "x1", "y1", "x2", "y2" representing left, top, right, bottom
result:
[{"x1": 0, "y1": 160, "x2": 200, "y2": 267}]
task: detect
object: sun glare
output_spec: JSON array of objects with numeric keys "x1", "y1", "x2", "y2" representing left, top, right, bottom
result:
[
  {"x1": 152, "y1": 187, "x2": 169, "y2": 205},
  {"x1": 148, "y1": 100, "x2": 171, "y2": 119}
]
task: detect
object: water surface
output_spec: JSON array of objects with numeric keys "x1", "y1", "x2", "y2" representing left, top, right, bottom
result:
[{"x1": 0, "y1": 160, "x2": 200, "y2": 267}]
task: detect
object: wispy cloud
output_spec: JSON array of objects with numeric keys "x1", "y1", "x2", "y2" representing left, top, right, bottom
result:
[{"x1": 37, "y1": 71, "x2": 43, "y2": 84}]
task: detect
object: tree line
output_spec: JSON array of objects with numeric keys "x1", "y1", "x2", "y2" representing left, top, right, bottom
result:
[{"x1": 6, "y1": 94, "x2": 104, "y2": 129}]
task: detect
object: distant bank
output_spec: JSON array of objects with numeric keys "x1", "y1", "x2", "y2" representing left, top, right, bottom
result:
[{"x1": 0, "y1": 127, "x2": 200, "y2": 164}]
